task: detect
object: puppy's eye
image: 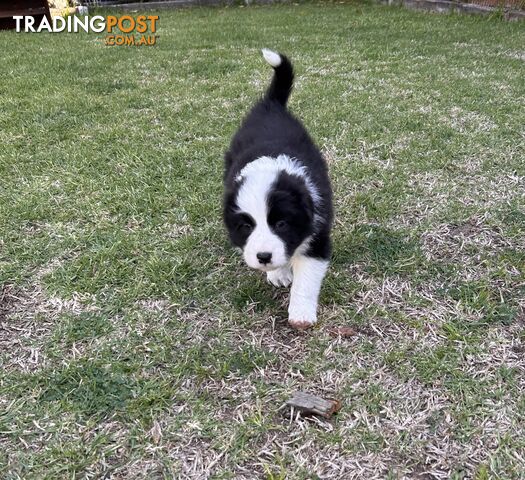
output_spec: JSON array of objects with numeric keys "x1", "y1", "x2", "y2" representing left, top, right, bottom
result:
[
  {"x1": 275, "y1": 220, "x2": 287, "y2": 231},
  {"x1": 238, "y1": 223, "x2": 253, "y2": 233}
]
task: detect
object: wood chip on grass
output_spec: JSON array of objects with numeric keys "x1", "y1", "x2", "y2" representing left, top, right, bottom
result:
[{"x1": 283, "y1": 391, "x2": 342, "y2": 419}]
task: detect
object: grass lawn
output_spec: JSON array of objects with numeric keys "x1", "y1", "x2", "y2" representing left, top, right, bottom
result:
[{"x1": 1, "y1": 2, "x2": 524, "y2": 478}]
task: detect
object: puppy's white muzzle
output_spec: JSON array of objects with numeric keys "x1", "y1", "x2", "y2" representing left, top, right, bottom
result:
[{"x1": 243, "y1": 225, "x2": 288, "y2": 271}]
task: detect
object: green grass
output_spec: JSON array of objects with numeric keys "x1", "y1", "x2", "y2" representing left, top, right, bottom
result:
[{"x1": 1, "y1": 2, "x2": 524, "y2": 478}]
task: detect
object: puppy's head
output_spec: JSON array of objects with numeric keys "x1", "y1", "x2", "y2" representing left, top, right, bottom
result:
[{"x1": 224, "y1": 159, "x2": 315, "y2": 271}]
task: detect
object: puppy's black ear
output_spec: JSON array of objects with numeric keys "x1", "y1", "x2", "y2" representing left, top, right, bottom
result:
[
  {"x1": 271, "y1": 171, "x2": 315, "y2": 221},
  {"x1": 224, "y1": 150, "x2": 234, "y2": 181},
  {"x1": 292, "y1": 182, "x2": 314, "y2": 222},
  {"x1": 270, "y1": 182, "x2": 314, "y2": 223},
  {"x1": 223, "y1": 190, "x2": 238, "y2": 223}
]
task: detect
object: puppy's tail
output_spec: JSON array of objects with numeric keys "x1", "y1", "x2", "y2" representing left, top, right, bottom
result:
[{"x1": 261, "y1": 48, "x2": 294, "y2": 106}]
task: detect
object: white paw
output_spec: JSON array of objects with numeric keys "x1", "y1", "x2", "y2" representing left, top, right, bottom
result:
[
  {"x1": 266, "y1": 266, "x2": 293, "y2": 287},
  {"x1": 288, "y1": 303, "x2": 317, "y2": 330}
]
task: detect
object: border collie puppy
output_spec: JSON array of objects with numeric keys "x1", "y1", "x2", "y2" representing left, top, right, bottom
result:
[{"x1": 223, "y1": 49, "x2": 333, "y2": 330}]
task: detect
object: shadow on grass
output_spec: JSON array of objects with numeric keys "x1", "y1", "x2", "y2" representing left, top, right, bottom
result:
[{"x1": 332, "y1": 224, "x2": 422, "y2": 276}]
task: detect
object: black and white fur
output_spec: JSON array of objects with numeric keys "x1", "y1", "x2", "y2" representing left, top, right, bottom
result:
[{"x1": 223, "y1": 49, "x2": 333, "y2": 329}]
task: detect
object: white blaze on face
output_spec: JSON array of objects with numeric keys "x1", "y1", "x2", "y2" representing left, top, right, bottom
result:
[{"x1": 235, "y1": 159, "x2": 289, "y2": 271}]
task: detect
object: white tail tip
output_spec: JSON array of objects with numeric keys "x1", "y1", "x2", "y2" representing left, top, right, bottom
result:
[{"x1": 261, "y1": 48, "x2": 281, "y2": 68}]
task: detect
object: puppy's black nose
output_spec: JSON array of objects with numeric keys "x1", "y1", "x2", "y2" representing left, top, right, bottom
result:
[{"x1": 256, "y1": 252, "x2": 272, "y2": 265}]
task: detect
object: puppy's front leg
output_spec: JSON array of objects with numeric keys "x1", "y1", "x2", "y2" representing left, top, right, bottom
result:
[{"x1": 288, "y1": 255, "x2": 329, "y2": 330}]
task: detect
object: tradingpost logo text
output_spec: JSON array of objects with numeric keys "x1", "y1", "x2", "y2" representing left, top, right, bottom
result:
[{"x1": 13, "y1": 15, "x2": 159, "y2": 46}]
